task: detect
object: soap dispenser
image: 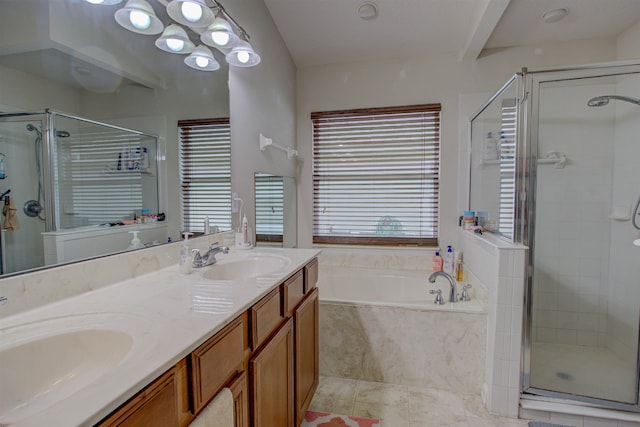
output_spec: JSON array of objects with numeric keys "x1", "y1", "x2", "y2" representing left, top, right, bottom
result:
[
  {"x1": 444, "y1": 245, "x2": 455, "y2": 276},
  {"x1": 179, "y1": 232, "x2": 193, "y2": 274},
  {"x1": 128, "y1": 230, "x2": 145, "y2": 250}
]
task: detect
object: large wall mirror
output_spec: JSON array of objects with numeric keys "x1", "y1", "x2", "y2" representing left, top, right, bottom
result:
[
  {"x1": 0, "y1": 0, "x2": 230, "y2": 276},
  {"x1": 254, "y1": 172, "x2": 296, "y2": 248}
]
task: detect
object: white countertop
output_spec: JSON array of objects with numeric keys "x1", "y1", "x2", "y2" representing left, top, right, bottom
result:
[{"x1": 0, "y1": 247, "x2": 320, "y2": 427}]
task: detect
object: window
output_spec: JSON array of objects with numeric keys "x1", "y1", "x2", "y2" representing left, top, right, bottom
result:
[
  {"x1": 179, "y1": 118, "x2": 232, "y2": 233},
  {"x1": 498, "y1": 99, "x2": 517, "y2": 238},
  {"x1": 254, "y1": 173, "x2": 284, "y2": 243},
  {"x1": 311, "y1": 104, "x2": 441, "y2": 246}
]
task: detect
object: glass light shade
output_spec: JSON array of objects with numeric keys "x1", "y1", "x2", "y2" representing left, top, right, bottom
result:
[
  {"x1": 225, "y1": 40, "x2": 261, "y2": 67},
  {"x1": 114, "y1": 0, "x2": 163, "y2": 35},
  {"x1": 155, "y1": 24, "x2": 195, "y2": 54},
  {"x1": 185, "y1": 45, "x2": 220, "y2": 71},
  {"x1": 201, "y1": 17, "x2": 239, "y2": 48},
  {"x1": 84, "y1": 0, "x2": 123, "y2": 4},
  {"x1": 167, "y1": 0, "x2": 215, "y2": 28}
]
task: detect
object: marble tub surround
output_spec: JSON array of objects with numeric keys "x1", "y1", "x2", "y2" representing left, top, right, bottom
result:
[
  {"x1": 317, "y1": 247, "x2": 489, "y2": 394},
  {"x1": 319, "y1": 302, "x2": 487, "y2": 394},
  {"x1": 0, "y1": 246, "x2": 319, "y2": 426},
  {"x1": 0, "y1": 231, "x2": 235, "y2": 318}
]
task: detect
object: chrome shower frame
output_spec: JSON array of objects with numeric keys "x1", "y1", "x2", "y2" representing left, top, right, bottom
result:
[{"x1": 515, "y1": 60, "x2": 640, "y2": 412}]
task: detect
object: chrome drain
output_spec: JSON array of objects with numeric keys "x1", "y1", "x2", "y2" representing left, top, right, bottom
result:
[{"x1": 556, "y1": 371, "x2": 573, "y2": 381}]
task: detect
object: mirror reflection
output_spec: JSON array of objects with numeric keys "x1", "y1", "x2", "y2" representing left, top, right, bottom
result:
[
  {"x1": 0, "y1": 0, "x2": 231, "y2": 276},
  {"x1": 254, "y1": 172, "x2": 296, "y2": 248},
  {"x1": 469, "y1": 77, "x2": 518, "y2": 240}
]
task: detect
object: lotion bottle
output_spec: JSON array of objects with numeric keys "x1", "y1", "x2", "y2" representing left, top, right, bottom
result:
[
  {"x1": 432, "y1": 251, "x2": 443, "y2": 272},
  {"x1": 179, "y1": 232, "x2": 193, "y2": 274},
  {"x1": 444, "y1": 245, "x2": 455, "y2": 275}
]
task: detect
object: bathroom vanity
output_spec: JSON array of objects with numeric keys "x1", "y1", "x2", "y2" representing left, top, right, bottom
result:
[
  {"x1": 0, "y1": 245, "x2": 319, "y2": 427},
  {"x1": 98, "y1": 257, "x2": 319, "y2": 427}
]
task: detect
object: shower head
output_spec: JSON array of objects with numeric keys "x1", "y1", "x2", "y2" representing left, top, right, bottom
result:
[
  {"x1": 587, "y1": 95, "x2": 640, "y2": 107},
  {"x1": 26, "y1": 123, "x2": 40, "y2": 134}
]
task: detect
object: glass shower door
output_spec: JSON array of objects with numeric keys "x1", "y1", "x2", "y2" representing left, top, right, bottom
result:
[{"x1": 527, "y1": 69, "x2": 640, "y2": 406}]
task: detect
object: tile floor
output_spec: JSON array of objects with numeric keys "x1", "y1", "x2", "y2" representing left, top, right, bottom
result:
[{"x1": 309, "y1": 376, "x2": 531, "y2": 427}]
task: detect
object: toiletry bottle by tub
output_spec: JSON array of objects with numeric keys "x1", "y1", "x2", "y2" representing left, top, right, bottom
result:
[
  {"x1": 179, "y1": 232, "x2": 193, "y2": 274},
  {"x1": 456, "y1": 258, "x2": 464, "y2": 281},
  {"x1": 444, "y1": 245, "x2": 455, "y2": 275},
  {"x1": 432, "y1": 251, "x2": 443, "y2": 272}
]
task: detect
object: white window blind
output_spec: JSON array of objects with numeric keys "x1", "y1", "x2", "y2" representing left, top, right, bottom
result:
[
  {"x1": 254, "y1": 173, "x2": 284, "y2": 243},
  {"x1": 57, "y1": 129, "x2": 154, "y2": 229},
  {"x1": 311, "y1": 104, "x2": 440, "y2": 246},
  {"x1": 179, "y1": 118, "x2": 232, "y2": 233},
  {"x1": 498, "y1": 99, "x2": 517, "y2": 239}
]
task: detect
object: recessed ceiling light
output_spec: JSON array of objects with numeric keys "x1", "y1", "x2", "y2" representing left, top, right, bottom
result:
[
  {"x1": 73, "y1": 66, "x2": 92, "y2": 75},
  {"x1": 541, "y1": 8, "x2": 568, "y2": 24},
  {"x1": 357, "y1": 2, "x2": 378, "y2": 20}
]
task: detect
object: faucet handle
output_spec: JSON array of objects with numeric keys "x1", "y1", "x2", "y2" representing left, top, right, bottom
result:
[
  {"x1": 460, "y1": 284, "x2": 472, "y2": 301},
  {"x1": 192, "y1": 248, "x2": 202, "y2": 267},
  {"x1": 209, "y1": 241, "x2": 220, "y2": 249},
  {"x1": 429, "y1": 289, "x2": 446, "y2": 305}
]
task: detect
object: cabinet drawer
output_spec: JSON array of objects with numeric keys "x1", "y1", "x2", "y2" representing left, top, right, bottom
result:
[
  {"x1": 283, "y1": 269, "x2": 304, "y2": 317},
  {"x1": 190, "y1": 314, "x2": 246, "y2": 413},
  {"x1": 304, "y1": 258, "x2": 318, "y2": 292},
  {"x1": 250, "y1": 287, "x2": 283, "y2": 350},
  {"x1": 98, "y1": 366, "x2": 178, "y2": 427}
]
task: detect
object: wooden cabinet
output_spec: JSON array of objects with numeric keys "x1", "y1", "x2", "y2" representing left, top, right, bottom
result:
[
  {"x1": 294, "y1": 287, "x2": 319, "y2": 426},
  {"x1": 190, "y1": 314, "x2": 247, "y2": 414},
  {"x1": 250, "y1": 318, "x2": 295, "y2": 427},
  {"x1": 229, "y1": 371, "x2": 249, "y2": 427},
  {"x1": 250, "y1": 286, "x2": 284, "y2": 350},
  {"x1": 97, "y1": 365, "x2": 178, "y2": 427},
  {"x1": 97, "y1": 257, "x2": 318, "y2": 427}
]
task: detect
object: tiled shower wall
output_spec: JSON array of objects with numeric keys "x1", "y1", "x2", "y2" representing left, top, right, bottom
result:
[{"x1": 532, "y1": 83, "x2": 614, "y2": 347}]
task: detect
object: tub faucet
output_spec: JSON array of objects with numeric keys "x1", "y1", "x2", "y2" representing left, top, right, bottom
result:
[
  {"x1": 428, "y1": 271, "x2": 458, "y2": 303},
  {"x1": 192, "y1": 242, "x2": 229, "y2": 268}
]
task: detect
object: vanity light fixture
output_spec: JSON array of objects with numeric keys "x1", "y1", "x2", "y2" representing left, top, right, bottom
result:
[
  {"x1": 85, "y1": 0, "x2": 260, "y2": 71},
  {"x1": 114, "y1": 0, "x2": 164, "y2": 35},
  {"x1": 185, "y1": 45, "x2": 220, "y2": 71},
  {"x1": 85, "y1": 0, "x2": 122, "y2": 4},
  {"x1": 155, "y1": 24, "x2": 196, "y2": 53},
  {"x1": 201, "y1": 16, "x2": 239, "y2": 49},
  {"x1": 226, "y1": 39, "x2": 261, "y2": 67},
  {"x1": 166, "y1": 0, "x2": 215, "y2": 28}
]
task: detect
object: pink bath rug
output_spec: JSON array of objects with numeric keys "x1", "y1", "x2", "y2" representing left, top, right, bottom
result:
[{"x1": 302, "y1": 410, "x2": 380, "y2": 427}]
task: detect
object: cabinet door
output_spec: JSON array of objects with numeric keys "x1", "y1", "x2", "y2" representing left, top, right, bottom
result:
[
  {"x1": 250, "y1": 318, "x2": 294, "y2": 427},
  {"x1": 98, "y1": 366, "x2": 178, "y2": 427},
  {"x1": 294, "y1": 288, "x2": 319, "y2": 426},
  {"x1": 229, "y1": 371, "x2": 249, "y2": 427}
]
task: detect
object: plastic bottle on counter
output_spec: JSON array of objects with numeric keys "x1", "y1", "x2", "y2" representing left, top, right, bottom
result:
[
  {"x1": 431, "y1": 251, "x2": 443, "y2": 272},
  {"x1": 179, "y1": 232, "x2": 193, "y2": 274},
  {"x1": 444, "y1": 245, "x2": 455, "y2": 276}
]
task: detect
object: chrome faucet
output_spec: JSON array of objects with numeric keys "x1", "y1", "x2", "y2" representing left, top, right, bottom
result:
[
  {"x1": 428, "y1": 271, "x2": 458, "y2": 303},
  {"x1": 192, "y1": 243, "x2": 229, "y2": 268}
]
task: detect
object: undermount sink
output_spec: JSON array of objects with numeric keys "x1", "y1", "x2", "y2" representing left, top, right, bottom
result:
[
  {"x1": 200, "y1": 254, "x2": 290, "y2": 281},
  {"x1": 0, "y1": 313, "x2": 153, "y2": 425}
]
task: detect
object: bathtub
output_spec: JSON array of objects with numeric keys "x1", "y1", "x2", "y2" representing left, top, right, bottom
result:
[
  {"x1": 317, "y1": 264, "x2": 488, "y2": 393},
  {"x1": 319, "y1": 266, "x2": 485, "y2": 313}
]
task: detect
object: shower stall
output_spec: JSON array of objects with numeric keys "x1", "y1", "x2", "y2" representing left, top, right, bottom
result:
[
  {"x1": 0, "y1": 109, "x2": 158, "y2": 275},
  {"x1": 470, "y1": 61, "x2": 640, "y2": 411}
]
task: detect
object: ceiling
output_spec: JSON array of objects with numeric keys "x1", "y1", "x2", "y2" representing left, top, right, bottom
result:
[{"x1": 263, "y1": 0, "x2": 640, "y2": 67}]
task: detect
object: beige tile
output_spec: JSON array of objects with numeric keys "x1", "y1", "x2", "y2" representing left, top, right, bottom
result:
[
  {"x1": 356, "y1": 380, "x2": 409, "y2": 406},
  {"x1": 467, "y1": 416, "x2": 501, "y2": 427},
  {"x1": 315, "y1": 376, "x2": 359, "y2": 401},
  {"x1": 308, "y1": 396, "x2": 354, "y2": 416},
  {"x1": 353, "y1": 401, "x2": 407, "y2": 424},
  {"x1": 408, "y1": 385, "x2": 466, "y2": 410}
]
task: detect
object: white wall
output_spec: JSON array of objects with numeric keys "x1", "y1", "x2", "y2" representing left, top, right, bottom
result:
[{"x1": 296, "y1": 38, "x2": 618, "y2": 249}]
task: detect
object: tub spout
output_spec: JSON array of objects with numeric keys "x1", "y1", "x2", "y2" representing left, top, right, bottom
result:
[{"x1": 428, "y1": 271, "x2": 458, "y2": 303}]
